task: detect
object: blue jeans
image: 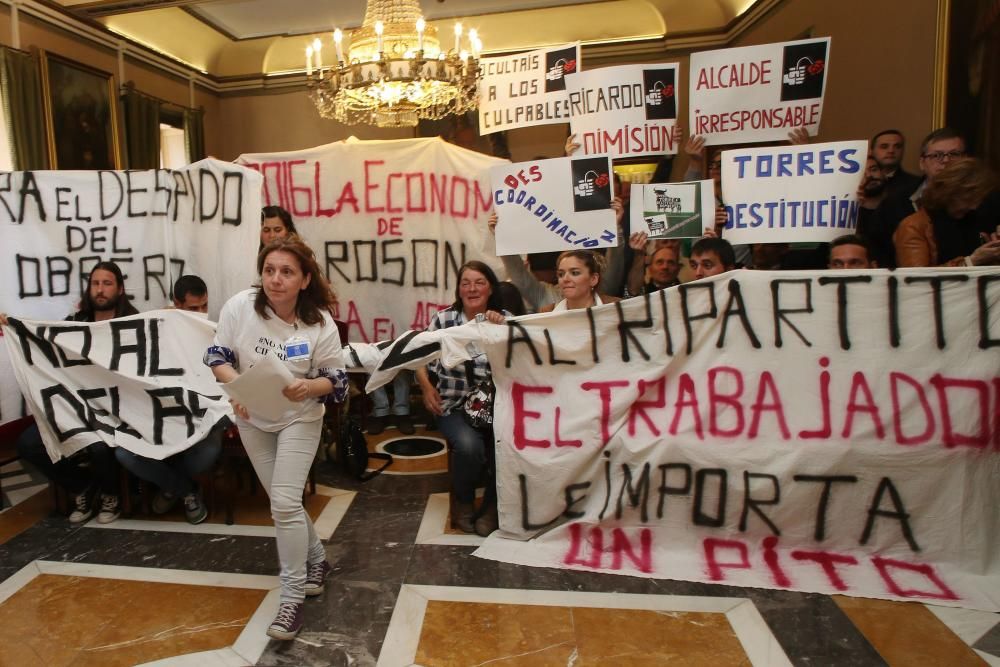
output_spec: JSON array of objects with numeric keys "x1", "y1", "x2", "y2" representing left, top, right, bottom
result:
[
  {"x1": 16, "y1": 423, "x2": 119, "y2": 496},
  {"x1": 115, "y1": 420, "x2": 226, "y2": 496},
  {"x1": 438, "y1": 411, "x2": 494, "y2": 505},
  {"x1": 372, "y1": 371, "x2": 411, "y2": 417}
]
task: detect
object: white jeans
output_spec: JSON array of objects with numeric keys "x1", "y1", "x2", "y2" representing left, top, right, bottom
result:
[{"x1": 238, "y1": 418, "x2": 326, "y2": 603}]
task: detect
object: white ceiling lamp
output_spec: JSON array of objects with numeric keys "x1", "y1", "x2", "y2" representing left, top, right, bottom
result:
[{"x1": 306, "y1": 0, "x2": 482, "y2": 128}]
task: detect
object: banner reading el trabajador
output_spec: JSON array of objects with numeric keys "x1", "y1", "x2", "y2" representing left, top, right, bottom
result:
[
  {"x1": 2, "y1": 311, "x2": 232, "y2": 462},
  {"x1": 721, "y1": 140, "x2": 866, "y2": 244},
  {"x1": 490, "y1": 155, "x2": 617, "y2": 255},
  {"x1": 567, "y1": 64, "x2": 680, "y2": 158},
  {"x1": 478, "y1": 43, "x2": 579, "y2": 135},
  {"x1": 630, "y1": 180, "x2": 715, "y2": 238},
  {"x1": 689, "y1": 38, "x2": 831, "y2": 145}
]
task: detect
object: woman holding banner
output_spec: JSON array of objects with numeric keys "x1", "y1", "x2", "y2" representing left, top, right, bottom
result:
[
  {"x1": 416, "y1": 261, "x2": 507, "y2": 536},
  {"x1": 204, "y1": 237, "x2": 347, "y2": 641},
  {"x1": 539, "y1": 250, "x2": 620, "y2": 312}
]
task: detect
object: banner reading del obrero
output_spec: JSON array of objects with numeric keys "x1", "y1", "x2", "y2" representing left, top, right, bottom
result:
[
  {"x1": 689, "y1": 38, "x2": 832, "y2": 146},
  {"x1": 478, "y1": 43, "x2": 579, "y2": 135}
]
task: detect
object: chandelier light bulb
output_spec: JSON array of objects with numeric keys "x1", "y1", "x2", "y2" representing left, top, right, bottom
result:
[
  {"x1": 454, "y1": 22, "x2": 462, "y2": 53},
  {"x1": 375, "y1": 20, "x2": 384, "y2": 54},
  {"x1": 305, "y1": 45, "x2": 313, "y2": 76},
  {"x1": 312, "y1": 38, "x2": 323, "y2": 69},
  {"x1": 333, "y1": 29, "x2": 345, "y2": 63},
  {"x1": 416, "y1": 17, "x2": 425, "y2": 52}
]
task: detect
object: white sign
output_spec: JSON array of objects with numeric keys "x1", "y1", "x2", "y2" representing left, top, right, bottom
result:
[
  {"x1": 346, "y1": 268, "x2": 1000, "y2": 612},
  {"x1": 0, "y1": 160, "x2": 261, "y2": 425},
  {"x1": 490, "y1": 156, "x2": 617, "y2": 255},
  {"x1": 567, "y1": 64, "x2": 680, "y2": 158},
  {"x1": 720, "y1": 140, "x2": 867, "y2": 244},
  {"x1": 630, "y1": 180, "x2": 715, "y2": 239},
  {"x1": 2, "y1": 311, "x2": 232, "y2": 462},
  {"x1": 236, "y1": 137, "x2": 507, "y2": 343},
  {"x1": 478, "y1": 43, "x2": 580, "y2": 135},
  {"x1": 689, "y1": 38, "x2": 831, "y2": 145}
]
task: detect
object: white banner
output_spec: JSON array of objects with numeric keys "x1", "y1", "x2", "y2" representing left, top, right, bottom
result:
[
  {"x1": 720, "y1": 140, "x2": 867, "y2": 244},
  {"x1": 471, "y1": 268, "x2": 1000, "y2": 611},
  {"x1": 689, "y1": 38, "x2": 831, "y2": 146},
  {"x1": 490, "y1": 156, "x2": 617, "y2": 255},
  {"x1": 2, "y1": 311, "x2": 232, "y2": 462},
  {"x1": 567, "y1": 64, "x2": 680, "y2": 158},
  {"x1": 0, "y1": 160, "x2": 261, "y2": 425},
  {"x1": 478, "y1": 43, "x2": 579, "y2": 135},
  {"x1": 236, "y1": 137, "x2": 507, "y2": 343},
  {"x1": 630, "y1": 180, "x2": 715, "y2": 238}
]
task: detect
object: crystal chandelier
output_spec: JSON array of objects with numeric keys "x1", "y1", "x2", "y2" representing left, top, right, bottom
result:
[{"x1": 305, "y1": 0, "x2": 482, "y2": 128}]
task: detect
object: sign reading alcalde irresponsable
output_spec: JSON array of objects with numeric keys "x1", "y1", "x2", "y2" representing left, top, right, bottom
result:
[{"x1": 689, "y1": 38, "x2": 832, "y2": 145}]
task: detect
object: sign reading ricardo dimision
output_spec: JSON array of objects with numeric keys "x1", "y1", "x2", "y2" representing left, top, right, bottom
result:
[
  {"x1": 478, "y1": 43, "x2": 580, "y2": 135},
  {"x1": 566, "y1": 63, "x2": 681, "y2": 159},
  {"x1": 689, "y1": 38, "x2": 832, "y2": 145}
]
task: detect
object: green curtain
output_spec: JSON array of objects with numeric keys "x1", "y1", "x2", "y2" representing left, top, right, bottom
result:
[
  {"x1": 184, "y1": 107, "x2": 205, "y2": 162},
  {"x1": 123, "y1": 86, "x2": 160, "y2": 169},
  {"x1": 0, "y1": 47, "x2": 48, "y2": 170}
]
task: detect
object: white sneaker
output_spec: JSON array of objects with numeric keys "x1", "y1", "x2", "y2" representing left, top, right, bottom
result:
[{"x1": 96, "y1": 494, "x2": 121, "y2": 524}]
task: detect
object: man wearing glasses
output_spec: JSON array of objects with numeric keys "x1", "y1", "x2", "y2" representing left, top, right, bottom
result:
[{"x1": 876, "y1": 128, "x2": 967, "y2": 266}]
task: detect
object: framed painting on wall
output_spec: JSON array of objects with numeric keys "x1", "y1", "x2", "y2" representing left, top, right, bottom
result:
[{"x1": 39, "y1": 50, "x2": 122, "y2": 169}]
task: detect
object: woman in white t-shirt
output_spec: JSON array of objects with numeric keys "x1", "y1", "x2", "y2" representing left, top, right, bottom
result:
[{"x1": 205, "y1": 237, "x2": 347, "y2": 641}]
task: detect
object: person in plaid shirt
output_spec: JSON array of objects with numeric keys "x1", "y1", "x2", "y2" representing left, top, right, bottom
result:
[{"x1": 416, "y1": 261, "x2": 507, "y2": 536}]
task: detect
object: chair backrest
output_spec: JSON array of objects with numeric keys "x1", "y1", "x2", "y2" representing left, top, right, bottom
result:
[{"x1": 0, "y1": 415, "x2": 34, "y2": 460}]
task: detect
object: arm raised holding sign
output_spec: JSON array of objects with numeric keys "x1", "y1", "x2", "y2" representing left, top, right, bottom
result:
[{"x1": 204, "y1": 237, "x2": 346, "y2": 642}]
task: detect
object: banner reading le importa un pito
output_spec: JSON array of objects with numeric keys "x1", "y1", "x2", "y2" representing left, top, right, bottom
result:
[{"x1": 366, "y1": 268, "x2": 1000, "y2": 611}]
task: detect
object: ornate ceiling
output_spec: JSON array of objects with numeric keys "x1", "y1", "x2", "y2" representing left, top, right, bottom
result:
[{"x1": 52, "y1": 0, "x2": 770, "y2": 79}]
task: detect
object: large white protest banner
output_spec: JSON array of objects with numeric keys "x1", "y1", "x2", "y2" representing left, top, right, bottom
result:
[
  {"x1": 2, "y1": 311, "x2": 232, "y2": 462},
  {"x1": 630, "y1": 180, "x2": 715, "y2": 239},
  {"x1": 236, "y1": 137, "x2": 506, "y2": 343},
  {"x1": 0, "y1": 159, "x2": 261, "y2": 425},
  {"x1": 689, "y1": 38, "x2": 831, "y2": 146},
  {"x1": 567, "y1": 64, "x2": 680, "y2": 159},
  {"x1": 720, "y1": 140, "x2": 867, "y2": 245},
  {"x1": 475, "y1": 268, "x2": 1000, "y2": 611},
  {"x1": 490, "y1": 156, "x2": 617, "y2": 255},
  {"x1": 354, "y1": 268, "x2": 1000, "y2": 611},
  {"x1": 478, "y1": 43, "x2": 579, "y2": 135}
]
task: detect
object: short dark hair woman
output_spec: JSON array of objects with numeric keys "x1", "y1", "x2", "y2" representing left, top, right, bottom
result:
[
  {"x1": 205, "y1": 237, "x2": 347, "y2": 640},
  {"x1": 415, "y1": 261, "x2": 507, "y2": 536},
  {"x1": 260, "y1": 205, "x2": 299, "y2": 250}
]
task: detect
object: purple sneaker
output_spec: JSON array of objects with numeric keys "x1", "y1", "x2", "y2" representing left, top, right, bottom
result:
[
  {"x1": 266, "y1": 601, "x2": 303, "y2": 640},
  {"x1": 304, "y1": 560, "x2": 332, "y2": 597}
]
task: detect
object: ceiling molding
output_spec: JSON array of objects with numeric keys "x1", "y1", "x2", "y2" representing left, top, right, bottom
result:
[{"x1": 13, "y1": 0, "x2": 790, "y2": 97}]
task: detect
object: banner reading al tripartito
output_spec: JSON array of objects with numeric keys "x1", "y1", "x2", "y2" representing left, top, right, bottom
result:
[
  {"x1": 720, "y1": 140, "x2": 866, "y2": 244},
  {"x1": 567, "y1": 64, "x2": 680, "y2": 159},
  {"x1": 474, "y1": 269, "x2": 1000, "y2": 612},
  {"x1": 0, "y1": 159, "x2": 261, "y2": 425},
  {"x1": 2, "y1": 310, "x2": 233, "y2": 462},
  {"x1": 478, "y1": 43, "x2": 579, "y2": 135},
  {"x1": 690, "y1": 37, "x2": 832, "y2": 145},
  {"x1": 490, "y1": 155, "x2": 617, "y2": 255}
]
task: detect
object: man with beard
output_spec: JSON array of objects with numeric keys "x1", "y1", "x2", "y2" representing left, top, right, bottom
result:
[
  {"x1": 854, "y1": 156, "x2": 896, "y2": 267},
  {"x1": 10, "y1": 262, "x2": 138, "y2": 524}
]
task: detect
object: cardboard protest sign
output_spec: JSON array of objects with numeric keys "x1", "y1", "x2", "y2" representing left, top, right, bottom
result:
[
  {"x1": 630, "y1": 180, "x2": 715, "y2": 238},
  {"x1": 2, "y1": 311, "x2": 232, "y2": 462},
  {"x1": 689, "y1": 38, "x2": 831, "y2": 145},
  {"x1": 0, "y1": 160, "x2": 261, "y2": 425},
  {"x1": 236, "y1": 137, "x2": 507, "y2": 344},
  {"x1": 478, "y1": 43, "x2": 579, "y2": 135},
  {"x1": 567, "y1": 64, "x2": 680, "y2": 158},
  {"x1": 720, "y1": 140, "x2": 867, "y2": 244},
  {"x1": 342, "y1": 268, "x2": 1000, "y2": 611},
  {"x1": 490, "y1": 156, "x2": 617, "y2": 255}
]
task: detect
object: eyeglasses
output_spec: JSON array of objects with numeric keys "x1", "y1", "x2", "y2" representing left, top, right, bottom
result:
[{"x1": 921, "y1": 150, "x2": 965, "y2": 162}]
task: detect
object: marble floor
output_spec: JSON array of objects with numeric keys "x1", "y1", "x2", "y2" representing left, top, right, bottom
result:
[{"x1": 1, "y1": 425, "x2": 998, "y2": 666}]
